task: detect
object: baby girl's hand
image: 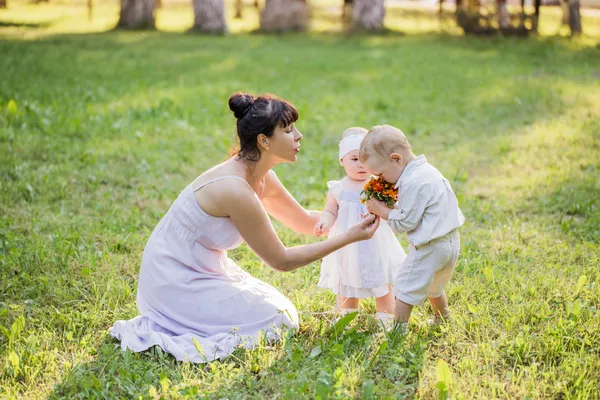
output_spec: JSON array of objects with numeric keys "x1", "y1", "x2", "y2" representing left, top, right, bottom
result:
[
  {"x1": 314, "y1": 219, "x2": 332, "y2": 237},
  {"x1": 366, "y1": 199, "x2": 391, "y2": 220}
]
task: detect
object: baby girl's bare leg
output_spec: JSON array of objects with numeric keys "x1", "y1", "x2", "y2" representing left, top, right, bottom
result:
[
  {"x1": 337, "y1": 295, "x2": 359, "y2": 312},
  {"x1": 375, "y1": 286, "x2": 395, "y2": 314}
]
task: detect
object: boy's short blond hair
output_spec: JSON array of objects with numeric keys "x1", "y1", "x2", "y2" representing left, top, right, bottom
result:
[{"x1": 359, "y1": 125, "x2": 412, "y2": 161}]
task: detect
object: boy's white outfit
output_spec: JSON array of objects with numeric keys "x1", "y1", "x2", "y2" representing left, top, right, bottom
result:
[{"x1": 388, "y1": 155, "x2": 465, "y2": 306}]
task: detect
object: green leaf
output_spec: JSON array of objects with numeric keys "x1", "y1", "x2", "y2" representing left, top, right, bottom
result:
[
  {"x1": 436, "y1": 359, "x2": 453, "y2": 388},
  {"x1": 436, "y1": 382, "x2": 448, "y2": 399},
  {"x1": 191, "y1": 337, "x2": 206, "y2": 360},
  {"x1": 482, "y1": 267, "x2": 493, "y2": 283},
  {"x1": 369, "y1": 339, "x2": 389, "y2": 368},
  {"x1": 8, "y1": 351, "x2": 20, "y2": 376},
  {"x1": 567, "y1": 299, "x2": 583, "y2": 320},
  {"x1": 0, "y1": 325, "x2": 9, "y2": 341},
  {"x1": 361, "y1": 379, "x2": 375, "y2": 399},
  {"x1": 10, "y1": 316, "x2": 25, "y2": 343},
  {"x1": 331, "y1": 311, "x2": 357, "y2": 336},
  {"x1": 316, "y1": 376, "x2": 331, "y2": 400},
  {"x1": 6, "y1": 99, "x2": 17, "y2": 116},
  {"x1": 159, "y1": 373, "x2": 170, "y2": 394},
  {"x1": 291, "y1": 348, "x2": 303, "y2": 363},
  {"x1": 576, "y1": 275, "x2": 588, "y2": 292},
  {"x1": 309, "y1": 345, "x2": 322, "y2": 358}
]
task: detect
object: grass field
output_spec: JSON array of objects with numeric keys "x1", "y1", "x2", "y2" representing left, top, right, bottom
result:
[{"x1": 1, "y1": 1, "x2": 600, "y2": 399}]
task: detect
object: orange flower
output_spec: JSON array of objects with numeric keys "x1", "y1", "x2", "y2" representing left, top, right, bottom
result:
[{"x1": 360, "y1": 176, "x2": 398, "y2": 208}]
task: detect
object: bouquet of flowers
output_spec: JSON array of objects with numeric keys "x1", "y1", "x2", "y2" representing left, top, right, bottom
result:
[{"x1": 360, "y1": 176, "x2": 398, "y2": 208}]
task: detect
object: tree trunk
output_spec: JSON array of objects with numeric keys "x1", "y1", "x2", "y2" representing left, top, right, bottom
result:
[
  {"x1": 497, "y1": 0, "x2": 509, "y2": 29},
  {"x1": 235, "y1": 0, "x2": 243, "y2": 19},
  {"x1": 352, "y1": 0, "x2": 385, "y2": 32},
  {"x1": 260, "y1": 0, "x2": 309, "y2": 33},
  {"x1": 342, "y1": 0, "x2": 353, "y2": 29},
  {"x1": 568, "y1": 0, "x2": 581, "y2": 35},
  {"x1": 117, "y1": 0, "x2": 155, "y2": 29},
  {"x1": 0, "y1": 0, "x2": 6, "y2": 9},
  {"x1": 88, "y1": 0, "x2": 93, "y2": 21},
  {"x1": 192, "y1": 0, "x2": 228, "y2": 33},
  {"x1": 532, "y1": 0, "x2": 540, "y2": 31},
  {"x1": 561, "y1": 0, "x2": 569, "y2": 25}
]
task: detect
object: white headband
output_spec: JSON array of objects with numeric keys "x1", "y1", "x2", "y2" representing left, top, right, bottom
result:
[{"x1": 338, "y1": 133, "x2": 365, "y2": 160}]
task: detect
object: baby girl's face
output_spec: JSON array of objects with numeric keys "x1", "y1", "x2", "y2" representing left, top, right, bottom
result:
[{"x1": 341, "y1": 150, "x2": 369, "y2": 181}]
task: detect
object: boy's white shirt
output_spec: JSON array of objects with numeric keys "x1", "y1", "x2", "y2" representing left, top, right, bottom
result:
[{"x1": 387, "y1": 155, "x2": 465, "y2": 247}]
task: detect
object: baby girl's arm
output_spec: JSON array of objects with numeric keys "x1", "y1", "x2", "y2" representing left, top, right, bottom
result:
[{"x1": 314, "y1": 191, "x2": 338, "y2": 237}]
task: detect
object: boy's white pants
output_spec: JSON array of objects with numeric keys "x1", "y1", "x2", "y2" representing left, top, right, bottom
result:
[{"x1": 393, "y1": 230, "x2": 460, "y2": 306}]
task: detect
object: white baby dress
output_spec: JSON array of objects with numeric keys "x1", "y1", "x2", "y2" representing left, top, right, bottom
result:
[{"x1": 318, "y1": 180, "x2": 406, "y2": 298}]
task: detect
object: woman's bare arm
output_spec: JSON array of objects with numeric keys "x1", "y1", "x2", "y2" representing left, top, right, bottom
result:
[
  {"x1": 261, "y1": 171, "x2": 321, "y2": 235},
  {"x1": 224, "y1": 182, "x2": 379, "y2": 272}
]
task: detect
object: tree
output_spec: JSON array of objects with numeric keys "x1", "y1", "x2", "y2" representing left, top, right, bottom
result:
[
  {"x1": 497, "y1": 0, "x2": 510, "y2": 29},
  {"x1": 192, "y1": 0, "x2": 228, "y2": 33},
  {"x1": 117, "y1": 0, "x2": 156, "y2": 29},
  {"x1": 567, "y1": 0, "x2": 582, "y2": 35},
  {"x1": 342, "y1": 0, "x2": 353, "y2": 30},
  {"x1": 235, "y1": 0, "x2": 243, "y2": 19},
  {"x1": 260, "y1": 0, "x2": 309, "y2": 33},
  {"x1": 0, "y1": 0, "x2": 6, "y2": 8},
  {"x1": 352, "y1": 0, "x2": 385, "y2": 32}
]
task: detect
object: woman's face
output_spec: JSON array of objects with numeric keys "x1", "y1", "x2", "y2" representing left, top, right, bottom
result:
[{"x1": 268, "y1": 123, "x2": 303, "y2": 163}]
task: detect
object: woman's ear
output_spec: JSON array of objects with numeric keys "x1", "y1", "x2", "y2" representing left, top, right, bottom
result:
[{"x1": 257, "y1": 133, "x2": 270, "y2": 151}]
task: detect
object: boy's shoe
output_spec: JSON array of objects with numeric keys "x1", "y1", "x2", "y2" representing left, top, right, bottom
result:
[
  {"x1": 389, "y1": 321, "x2": 409, "y2": 336},
  {"x1": 427, "y1": 314, "x2": 451, "y2": 327}
]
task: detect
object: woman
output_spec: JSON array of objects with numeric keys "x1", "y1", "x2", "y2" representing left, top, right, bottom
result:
[{"x1": 110, "y1": 92, "x2": 380, "y2": 363}]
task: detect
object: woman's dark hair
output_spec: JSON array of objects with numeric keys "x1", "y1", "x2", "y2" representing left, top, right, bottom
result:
[{"x1": 229, "y1": 92, "x2": 299, "y2": 162}]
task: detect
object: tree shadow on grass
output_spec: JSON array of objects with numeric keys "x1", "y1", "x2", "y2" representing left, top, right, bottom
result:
[{"x1": 0, "y1": 20, "x2": 55, "y2": 29}]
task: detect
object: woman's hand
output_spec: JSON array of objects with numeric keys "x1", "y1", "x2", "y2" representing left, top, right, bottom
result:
[{"x1": 346, "y1": 213, "x2": 380, "y2": 242}]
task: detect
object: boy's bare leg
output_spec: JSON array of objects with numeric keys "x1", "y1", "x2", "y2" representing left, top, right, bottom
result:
[
  {"x1": 394, "y1": 298, "x2": 414, "y2": 323},
  {"x1": 428, "y1": 291, "x2": 450, "y2": 319}
]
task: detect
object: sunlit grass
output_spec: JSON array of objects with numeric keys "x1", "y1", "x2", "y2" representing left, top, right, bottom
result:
[
  {"x1": 1, "y1": 0, "x2": 599, "y2": 39},
  {"x1": 1, "y1": 2, "x2": 599, "y2": 399}
]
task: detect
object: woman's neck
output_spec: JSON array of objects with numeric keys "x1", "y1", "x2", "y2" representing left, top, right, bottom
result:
[{"x1": 233, "y1": 155, "x2": 277, "y2": 184}]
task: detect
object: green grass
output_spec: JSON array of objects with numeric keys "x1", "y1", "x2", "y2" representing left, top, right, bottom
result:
[{"x1": 1, "y1": 3, "x2": 600, "y2": 399}]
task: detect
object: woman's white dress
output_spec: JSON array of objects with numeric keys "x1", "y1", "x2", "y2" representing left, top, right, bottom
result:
[{"x1": 110, "y1": 176, "x2": 298, "y2": 363}]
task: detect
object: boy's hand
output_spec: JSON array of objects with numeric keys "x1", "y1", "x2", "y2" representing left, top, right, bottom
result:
[{"x1": 366, "y1": 199, "x2": 391, "y2": 220}]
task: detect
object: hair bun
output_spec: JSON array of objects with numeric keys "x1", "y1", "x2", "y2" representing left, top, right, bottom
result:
[{"x1": 229, "y1": 92, "x2": 255, "y2": 120}]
